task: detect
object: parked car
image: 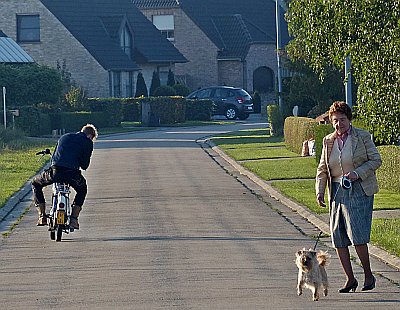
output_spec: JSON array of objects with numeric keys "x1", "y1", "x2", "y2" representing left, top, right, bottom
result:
[{"x1": 186, "y1": 86, "x2": 253, "y2": 120}]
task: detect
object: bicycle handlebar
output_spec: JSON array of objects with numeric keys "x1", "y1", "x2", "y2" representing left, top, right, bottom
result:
[{"x1": 36, "y1": 148, "x2": 51, "y2": 156}]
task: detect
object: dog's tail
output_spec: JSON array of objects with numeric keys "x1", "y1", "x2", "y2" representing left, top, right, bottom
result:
[{"x1": 317, "y1": 251, "x2": 330, "y2": 267}]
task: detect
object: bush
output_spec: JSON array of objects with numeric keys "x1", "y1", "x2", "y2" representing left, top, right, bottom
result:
[
  {"x1": 14, "y1": 106, "x2": 52, "y2": 136},
  {"x1": 154, "y1": 85, "x2": 176, "y2": 96},
  {"x1": 185, "y1": 99, "x2": 213, "y2": 121},
  {"x1": 141, "y1": 97, "x2": 186, "y2": 124},
  {"x1": 149, "y1": 71, "x2": 160, "y2": 96},
  {"x1": 49, "y1": 112, "x2": 109, "y2": 133},
  {"x1": 267, "y1": 105, "x2": 283, "y2": 136},
  {"x1": 252, "y1": 91, "x2": 261, "y2": 113},
  {"x1": 120, "y1": 99, "x2": 141, "y2": 122},
  {"x1": 284, "y1": 116, "x2": 317, "y2": 154},
  {"x1": 0, "y1": 64, "x2": 64, "y2": 107},
  {"x1": 135, "y1": 72, "x2": 148, "y2": 97},
  {"x1": 173, "y1": 84, "x2": 191, "y2": 96},
  {"x1": 376, "y1": 146, "x2": 400, "y2": 193},
  {"x1": 314, "y1": 124, "x2": 334, "y2": 163},
  {"x1": 86, "y1": 98, "x2": 122, "y2": 127}
]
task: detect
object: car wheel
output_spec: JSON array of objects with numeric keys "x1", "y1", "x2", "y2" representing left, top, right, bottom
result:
[
  {"x1": 238, "y1": 113, "x2": 250, "y2": 120},
  {"x1": 225, "y1": 107, "x2": 238, "y2": 120}
]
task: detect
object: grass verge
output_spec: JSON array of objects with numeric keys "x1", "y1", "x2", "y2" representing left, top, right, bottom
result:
[
  {"x1": 371, "y1": 219, "x2": 400, "y2": 257},
  {"x1": 0, "y1": 145, "x2": 53, "y2": 209}
]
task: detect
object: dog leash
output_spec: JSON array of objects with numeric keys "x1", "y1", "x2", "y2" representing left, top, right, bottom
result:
[{"x1": 313, "y1": 231, "x2": 323, "y2": 250}]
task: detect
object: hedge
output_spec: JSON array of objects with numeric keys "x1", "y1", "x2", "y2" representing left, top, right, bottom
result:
[
  {"x1": 140, "y1": 96, "x2": 186, "y2": 124},
  {"x1": 267, "y1": 105, "x2": 283, "y2": 136},
  {"x1": 185, "y1": 99, "x2": 213, "y2": 121},
  {"x1": 376, "y1": 146, "x2": 400, "y2": 193},
  {"x1": 284, "y1": 116, "x2": 318, "y2": 154},
  {"x1": 314, "y1": 124, "x2": 334, "y2": 163}
]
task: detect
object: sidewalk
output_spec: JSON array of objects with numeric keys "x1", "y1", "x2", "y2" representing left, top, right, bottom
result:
[{"x1": 204, "y1": 139, "x2": 400, "y2": 284}]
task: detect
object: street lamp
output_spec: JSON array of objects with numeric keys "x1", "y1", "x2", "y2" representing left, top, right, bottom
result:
[{"x1": 275, "y1": 0, "x2": 283, "y2": 111}]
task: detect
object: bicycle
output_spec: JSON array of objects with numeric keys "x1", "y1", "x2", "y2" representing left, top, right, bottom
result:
[{"x1": 36, "y1": 149, "x2": 74, "y2": 241}]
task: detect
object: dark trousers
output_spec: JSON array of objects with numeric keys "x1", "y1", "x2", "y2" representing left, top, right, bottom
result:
[{"x1": 32, "y1": 166, "x2": 87, "y2": 207}]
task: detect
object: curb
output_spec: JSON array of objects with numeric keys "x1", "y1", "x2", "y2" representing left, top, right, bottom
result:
[{"x1": 205, "y1": 139, "x2": 400, "y2": 271}]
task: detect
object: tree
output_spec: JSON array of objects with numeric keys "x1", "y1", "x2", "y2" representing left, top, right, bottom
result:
[
  {"x1": 149, "y1": 71, "x2": 160, "y2": 96},
  {"x1": 286, "y1": 0, "x2": 400, "y2": 144},
  {"x1": 167, "y1": 68, "x2": 175, "y2": 86},
  {"x1": 135, "y1": 72, "x2": 148, "y2": 97}
]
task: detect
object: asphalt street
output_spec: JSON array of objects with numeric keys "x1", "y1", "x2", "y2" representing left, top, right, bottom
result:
[{"x1": 0, "y1": 117, "x2": 399, "y2": 309}]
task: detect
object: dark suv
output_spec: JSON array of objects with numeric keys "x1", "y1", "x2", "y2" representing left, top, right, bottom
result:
[{"x1": 187, "y1": 86, "x2": 253, "y2": 120}]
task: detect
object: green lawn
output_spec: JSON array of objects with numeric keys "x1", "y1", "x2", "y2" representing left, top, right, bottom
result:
[
  {"x1": 242, "y1": 157, "x2": 317, "y2": 181},
  {"x1": 212, "y1": 128, "x2": 400, "y2": 257},
  {"x1": 371, "y1": 218, "x2": 400, "y2": 257},
  {"x1": 0, "y1": 146, "x2": 52, "y2": 208}
]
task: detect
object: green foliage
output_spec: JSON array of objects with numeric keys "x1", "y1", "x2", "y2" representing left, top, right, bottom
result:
[
  {"x1": 314, "y1": 124, "x2": 334, "y2": 163},
  {"x1": 64, "y1": 86, "x2": 87, "y2": 110},
  {"x1": 154, "y1": 85, "x2": 176, "y2": 96},
  {"x1": 0, "y1": 64, "x2": 64, "y2": 107},
  {"x1": 50, "y1": 112, "x2": 109, "y2": 132},
  {"x1": 140, "y1": 97, "x2": 186, "y2": 124},
  {"x1": 14, "y1": 106, "x2": 52, "y2": 136},
  {"x1": 135, "y1": 72, "x2": 148, "y2": 97},
  {"x1": 286, "y1": 0, "x2": 400, "y2": 145},
  {"x1": 120, "y1": 99, "x2": 141, "y2": 122},
  {"x1": 284, "y1": 116, "x2": 317, "y2": 154},
  {"x1": 267, "y1": 105, "x2": 283, "y2": 136},
  {"x1": 376, "y1": 146, "x2": 400, "y2": 193},
  {"x1": 282, "y1": 61, "x2": 346, "y2": 118},
  {"x1": 167, "y1": 69, "x2": 175, "y2": 86},
  {"x1": 149, "y1": 71, "x2": 161, "y2": 96},
  {"x1": 86, "y1": 98, "x2": 122, "y2": 127},
  {"x1": 172, "y1": 83, "x2": 191, "y2": 96},
  {"x1": 185, "y1": 99, "x2": 213, "y2": 121}
]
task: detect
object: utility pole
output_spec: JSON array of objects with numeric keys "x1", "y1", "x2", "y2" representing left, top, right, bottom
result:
[
  {"x1": 2, "y1": 87, "x2": 6, "y2": 129},
  {"x1": 275, "y1": 0, "x2": 283, "y2": 111},
  {"x1": 345, "y1": 55, "x2": 352, "y2": 108}
]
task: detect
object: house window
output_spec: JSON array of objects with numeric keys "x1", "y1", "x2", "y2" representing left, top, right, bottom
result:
[
  {"x1": 17, "y1": 14, "x2": 40, "y2": 42},
  {"x1": 112, "y1": 71, "x2": 121, "y2": 97},
  {"x1": 152, "y1": 15, "x2": 174, "y2": 41},
  {"x1": 120, "y1": 24, "x2": 132, "y2": 58}
]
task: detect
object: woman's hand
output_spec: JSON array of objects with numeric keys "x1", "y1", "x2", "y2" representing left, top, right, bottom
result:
[
  {"x1": 344, "y1": 171, "x2": 359, "y2": 181},
  {"x1": 317, "y1": 193, "x2": 326, "y2": 208}
]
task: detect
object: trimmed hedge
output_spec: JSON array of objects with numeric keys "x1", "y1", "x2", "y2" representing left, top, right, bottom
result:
[
  {"x1": 140, "y1": 96, "x2": 186, "y2": 124},
  {"x1": 284, "y1": 116, "x2": 318, "y2": 154},
  {"x1": 267, "y1": 105, "x2": 283, "y2": 136},
  {"x1": 185, "y1": 99, "x2": 213, "y2": 121},
  {"x1": 315, "y1": 124, "x2": 334, "y2": 163},
  {"x1": 376, "y1": 146, "x2": 400, "y2": 193},
  {"x1": 49, "y1": 112, "x2": 109, "y2": 133},
  {"x1": 14, "y1": 106, "x2": 52, "y2": 136}
]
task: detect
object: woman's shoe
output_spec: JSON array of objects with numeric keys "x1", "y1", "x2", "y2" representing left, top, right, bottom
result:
[
  {"x1": 361, "y1": 276, "x2": 376, "y2": 291},
  {"x1": 338, "y1": 279, "x2": 358, "y2": 293}
]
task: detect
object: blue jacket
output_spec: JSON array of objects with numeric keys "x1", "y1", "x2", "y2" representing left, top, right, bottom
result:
[{"x1": 51, "y1": 132, "x2": 93, "y2": 170}]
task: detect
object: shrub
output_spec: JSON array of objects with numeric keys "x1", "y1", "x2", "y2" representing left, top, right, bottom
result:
[
  {"x1": 252, "y1": 91, "x2": 261, "y2": 113},
  {"x1": 0, "y1": 64, "x2": 63, "y2": 107},
  {"x1": 141, "y1": 97, "x2": 186, "y2": 124},
  {"x1": 173, "y1": 84, "x2": 191, "y2": 96},
  {"x1": 154, "y1": 85, "x2": 176, "y2": 96},
  {"x1": 49, "y1": 112, "x2": 109, "y2": 133},
  {"x1": 64, "y1": 86, "x2": 87, "y2": 110},
  {"x1": 14, "y1": 106, "x2": 52, "y2": 136},
  {"x1": 120, "y1": 99, "x2": 141, "y2": 122},
  {"x1": 167, "y1": 69, "x2": 175, "y2": 86},
  {"x1": 149, "y1": 71, "x2": 160, "y2": 96},
  {"x1": 314, "y1": 124, "x2": 334, "y2": 163},
  {"x1": 376, "y1": 146, "x2": 400, "y2": 193},
  {"x1": 185, "y1": 99, "x2": 213, "y2": 121},
  {"x1": 267, "y1": 105, "x2": 283, "y2": 136},
  {"x1": 86, "y1": 98, "x2": 122, "y2": 127},
  {"x1": 135, "y1": 72, "x2": 148, "y2": 97},
  {"x1": 284, "y1": 116, "x2": 317, "y2": 154}
]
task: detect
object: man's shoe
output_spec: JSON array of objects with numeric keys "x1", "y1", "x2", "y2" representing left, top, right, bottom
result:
[
  {"x1": 70, "y1": 205, "x2": 82, "y2": 230},
  {"x1": 36, "y1": 203, "x2": 47, "y2": 226}
]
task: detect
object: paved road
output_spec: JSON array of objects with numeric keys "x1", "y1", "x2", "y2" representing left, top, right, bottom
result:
[{"x1": 0, "y1": 119, "x2": 399, "y2": 309}]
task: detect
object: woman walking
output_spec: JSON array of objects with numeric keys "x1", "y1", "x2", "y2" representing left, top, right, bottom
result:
[{"x1": 316, "y1": 101, "x2": 381, "y2": 293}]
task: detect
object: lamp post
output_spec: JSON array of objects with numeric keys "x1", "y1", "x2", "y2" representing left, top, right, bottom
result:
[
  {"x1": 2, "y1": 86, "x2": 6, "y2": 129},
  {"x1": 275, "y1": 0, "x2": 283, "y2": 111}
]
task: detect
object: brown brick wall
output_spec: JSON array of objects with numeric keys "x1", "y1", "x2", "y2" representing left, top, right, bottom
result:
[{"x1": 0, "y1": 0, "x2": 110, "y2": 97}]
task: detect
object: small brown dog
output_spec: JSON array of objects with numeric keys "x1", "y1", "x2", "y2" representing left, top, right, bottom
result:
[{"x1": 295, "y1": 249, "x2": 329, "y2": 301}]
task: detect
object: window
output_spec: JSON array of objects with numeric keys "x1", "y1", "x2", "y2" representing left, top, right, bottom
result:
[
  {"x1": 112, "y1": 71, "x2": 121, "y2": 97},
  {"x1": 120, "y1": 24, "x2": 132, "y2": 58},
  {"x1": 17, "y1": 14, "x2": 40, "y2": 42},
  {"x1": 152, "y1": 15, "x2": 174, "y2": 41}
]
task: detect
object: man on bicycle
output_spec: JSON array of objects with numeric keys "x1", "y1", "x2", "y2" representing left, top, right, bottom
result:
[{"x1": 32, "y1": 124, "x2": 97, "y2": 229}]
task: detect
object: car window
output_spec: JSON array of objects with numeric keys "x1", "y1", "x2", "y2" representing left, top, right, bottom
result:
[
  {"x1": 236, "y1": 89, "x2": 251, "y2": 98},
  {"x1": 214, "y1": 88, "x2": 231, "y2": 98},
  {"x1": 196, "y1": 88, "x2": 212, "y2": 99}
]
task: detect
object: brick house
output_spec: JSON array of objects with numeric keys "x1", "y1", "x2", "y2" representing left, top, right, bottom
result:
[
  {"x1": 133, "y1": 0, "x2": 290, "y2": 99},
  {"x1": 0, "y1": 0, "x2": 186, "y2": 97}
]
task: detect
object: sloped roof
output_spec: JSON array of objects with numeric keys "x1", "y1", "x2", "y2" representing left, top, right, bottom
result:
[
  {"x1": 0, "y1": 30, "x2": 34, "y2": 63},
  {"x1": 132, "y1": 0, "x2": 180, "y2": 8},
  {"x1": 179, "y1": 0, "x2": 290, "y2": 59},
  {"x1": 40, "y1": 0, "x2": 186, "y2": 70}
]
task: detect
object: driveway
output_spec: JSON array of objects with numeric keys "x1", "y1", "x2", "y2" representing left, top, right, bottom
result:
[{"x1": 0, "y1": 118, "x2": 399, "y2": 309}]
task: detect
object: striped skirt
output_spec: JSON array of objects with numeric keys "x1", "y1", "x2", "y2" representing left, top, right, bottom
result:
[{"x1": 330, "y1": 180, "x2": 374, "y2": 248}]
